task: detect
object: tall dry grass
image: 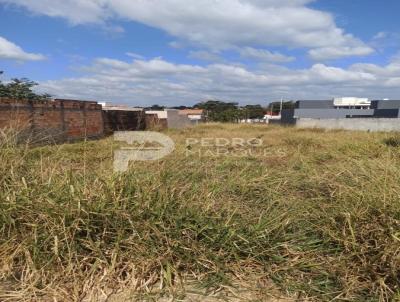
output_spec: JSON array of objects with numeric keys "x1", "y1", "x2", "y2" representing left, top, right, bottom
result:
[{"x1": 0, "y1": 124, "x2": 399, "y2": 301}]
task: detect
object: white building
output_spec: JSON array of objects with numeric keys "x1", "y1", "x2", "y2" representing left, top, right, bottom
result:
[{"x1": 333, "y1": 97, "x2": 371, "y2": 109}]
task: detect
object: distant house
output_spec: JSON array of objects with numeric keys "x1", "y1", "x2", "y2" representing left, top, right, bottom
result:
[
  {"x1": 145, "y1": 109, "x2": 192, "y2": 129},
  {"x1": 178, "y1": 109, "x2": 205, "y2": 124},
  {"x1": 145, "y1": 110, "x2": 168, "y2": 119},
  {"x1": 264, "y1": 111, "x2": 281, "y2": 124},
  {"x1": 239, "y1": 111, "x2": 280, "y2": 124}
]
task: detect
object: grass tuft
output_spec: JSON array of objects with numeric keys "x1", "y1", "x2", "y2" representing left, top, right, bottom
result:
[{"x1": 383, "y1": 135, "x2": 400, "y2": 147}]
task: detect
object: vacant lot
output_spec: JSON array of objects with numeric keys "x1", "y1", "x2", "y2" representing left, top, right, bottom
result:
[{"x1": 1, "y1": 124, "x2": 399, "y2": 301}]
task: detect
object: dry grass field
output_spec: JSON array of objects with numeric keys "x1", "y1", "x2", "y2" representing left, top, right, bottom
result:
[{"x1": 0, "y1": 124, "x2": 399, "y2": 301}]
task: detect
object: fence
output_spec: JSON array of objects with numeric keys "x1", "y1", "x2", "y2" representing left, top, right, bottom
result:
[{"x1": 0, "y1": 98, "x2": 104, "y2": 142}]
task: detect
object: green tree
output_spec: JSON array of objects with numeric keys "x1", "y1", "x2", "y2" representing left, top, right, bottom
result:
[
  {"x1": 240, "y1": 104, "x2": 265, "y2": 119},
  {"x1": 146, "y1": 104, "x2": 165, "y2": 110},
  {"x1": 171, "y1": 105, "x2": 192, "y2": 110},
  {"x1": 194, "y1": 100, "x2": 240, "y2": 122},
  {"x1": 0, "y1": 71, "x2": 51, "y2": 100}
]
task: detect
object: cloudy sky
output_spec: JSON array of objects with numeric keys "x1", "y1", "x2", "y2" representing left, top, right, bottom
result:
[{"x1": 0, "y1": 0, "x2": 399, "y2": 106}]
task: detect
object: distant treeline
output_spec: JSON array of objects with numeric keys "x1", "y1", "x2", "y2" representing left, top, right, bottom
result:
[{"x1": 148, "y1": 100, "x2": 295, "y2": 122}]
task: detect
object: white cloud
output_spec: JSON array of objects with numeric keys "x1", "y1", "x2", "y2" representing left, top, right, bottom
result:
[
  {"x1": 239, "y1": 47, "x2": 295, "y2": 63},
  {"x1": 246, "y1": 0, "x2": 316, "y2": 7},
  {"x1": 309, "y1": 45, "x2": 374, "y2": 61},
  {"x1": 384, "y1": 77, "x2": 400, "y2": 87},
  {"x1": 308, "y1": 63, "x2": 375, "y2": 82},
  {"x1": 1, "y1": 0, "x2": 372, "y2": 59},
  {"x1": 0, "y1": 36, "x2": 45, "y2": 61},
  {"x1": 0, "y1": 0, "x2": 109, "y2": 25},
  {"x1": 36, "y1": 56, "x2": 400, "y2": 106},
  {"x1": 350, "y1": 56, "x2": 400, "y2": 85}
]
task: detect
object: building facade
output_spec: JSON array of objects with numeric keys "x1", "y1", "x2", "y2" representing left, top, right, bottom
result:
[{"x1": 281, "y1": 98, "x2": 400, "y2": 124}]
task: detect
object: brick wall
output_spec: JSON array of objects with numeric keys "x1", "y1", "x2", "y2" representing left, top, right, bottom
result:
[
  {"x1": 0, "y1": 98, "x2": 104, "y2": 142},
  {"x1": 103, "y1": 109, "x2": 146, "y2": 134}
]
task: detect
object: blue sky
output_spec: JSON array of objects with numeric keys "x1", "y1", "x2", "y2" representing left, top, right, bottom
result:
[{"x1": 0, "y1": 0, "x2": 399, "y2": 106}]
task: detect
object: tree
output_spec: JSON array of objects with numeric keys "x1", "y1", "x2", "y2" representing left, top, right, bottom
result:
[
  {"x1": 171, "y1": 105, "x2": 192, "y2": 110},
  {"x1": 146, "y1": 104, "x2": 165, "y2": 110},
  {"x1": 0, "y1": 71, "x2": 51, "y2": 101},
  {"x1": 194, "y1": 100, "x2": 240, "y2": 122},
  {"x1": 240, "y1": 104, "x2": 265, "y2": 119}
]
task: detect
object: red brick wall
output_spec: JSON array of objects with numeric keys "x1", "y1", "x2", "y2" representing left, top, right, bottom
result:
[
  {"x1": 0, "y1": 98, "x2": 104, "y2": 142},
  {"x1": 86, "y1": 110, "x2": 105, "y2": 136}
]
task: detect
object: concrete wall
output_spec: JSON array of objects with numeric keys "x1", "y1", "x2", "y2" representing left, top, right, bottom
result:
[
  {"x1": 165, "y1": 109, "x2": 191, "y2": 129},
  {"x1": 0, "y1": 98, "x2": 104, "y2": 142},
  {"x1": 146, "y1": 110, "x2": 168, "y2": 119},
  {"x1": 297, "y1": 118, "x2": 400, "y2": 132}
]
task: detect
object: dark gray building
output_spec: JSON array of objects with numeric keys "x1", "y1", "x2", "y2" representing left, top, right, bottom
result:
[
  {"x1": 296, "y1": 100, "x2": 335, "y2": 109},
  {"x1": 371, "y1": 100, "x2": 400, "y2": 109},
  {"x1": 281, "y1": 99, "x2": 400, "y2": 124}
]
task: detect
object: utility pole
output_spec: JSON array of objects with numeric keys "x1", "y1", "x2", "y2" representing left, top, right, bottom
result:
[{"x1": 279, "y1": 98, "x2": 283, "y2": 116}]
